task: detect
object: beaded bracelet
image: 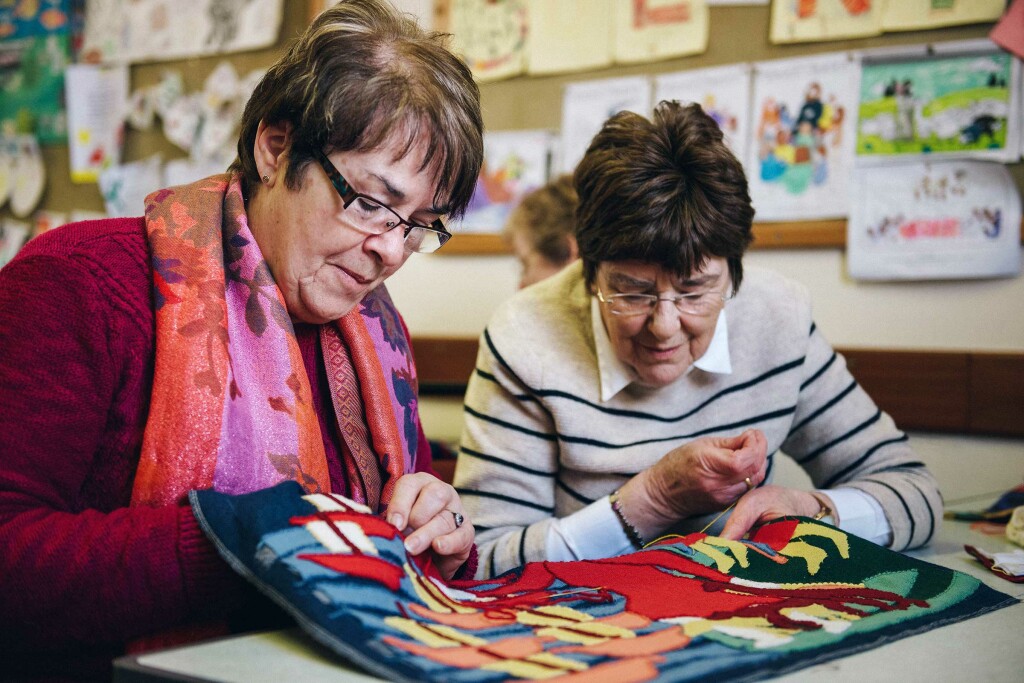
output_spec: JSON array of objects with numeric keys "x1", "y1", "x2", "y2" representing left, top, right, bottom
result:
[{"x1": 609, "y1": 489, "x2": 645, "y2": 548}]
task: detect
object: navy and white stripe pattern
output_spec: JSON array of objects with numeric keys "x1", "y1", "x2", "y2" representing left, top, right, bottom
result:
[{"x1": 454, "y1": 263, "x2": 942, "y2": 578}]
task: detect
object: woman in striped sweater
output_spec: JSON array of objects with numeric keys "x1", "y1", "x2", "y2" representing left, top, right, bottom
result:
[{"x1": 454, "y1": 101, "x2": 941, "y2": 579}]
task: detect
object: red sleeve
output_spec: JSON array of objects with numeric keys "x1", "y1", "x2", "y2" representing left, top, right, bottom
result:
[{"x1": 0, "y1": 232, "x2": 243, "y2": 656}]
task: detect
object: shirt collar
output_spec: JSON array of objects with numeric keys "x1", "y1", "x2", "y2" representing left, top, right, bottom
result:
[{"x1": 591, "y1": 297, "x2": 732, "y2": 402}]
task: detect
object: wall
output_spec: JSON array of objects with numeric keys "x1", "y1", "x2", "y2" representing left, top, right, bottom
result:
[{"x1": 8, "y1": 4, "x2": 1022, "y2": 485}]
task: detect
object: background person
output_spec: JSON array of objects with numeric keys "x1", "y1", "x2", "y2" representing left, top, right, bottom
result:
[
  {"x1": 454, "y1": 101, "x2": 941, "y2": 579},
  {"x1": 0, "y1": 1, "x2": 483, "y2": 679},
  {"x1": 504, "y1": 174, "x2": 579, "y2": 289}
]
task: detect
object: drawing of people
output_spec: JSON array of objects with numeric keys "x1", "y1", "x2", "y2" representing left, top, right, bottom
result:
[
  {"x1": 894, "y1": 79, "x2": 915, "y2": 141},
  {"x1": 792, "y1": 82, "x2": 823, "y2": 136}
]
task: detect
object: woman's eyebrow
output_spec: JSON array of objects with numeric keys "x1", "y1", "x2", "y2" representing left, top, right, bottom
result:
[
  {"x1": 606, "y1": 273, "x2": 654, "y2": 289},
  {"x1": 680, "y1": 272, "x2": 720, "y2": 287},
  {"x1": 371, "y1": 173, "x2": 447, "y2": 215}
]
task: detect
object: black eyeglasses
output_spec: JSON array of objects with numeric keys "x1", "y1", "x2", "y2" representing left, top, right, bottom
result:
[{"x1": 313, "y1": 149, "x2": 451, "y2": 254}]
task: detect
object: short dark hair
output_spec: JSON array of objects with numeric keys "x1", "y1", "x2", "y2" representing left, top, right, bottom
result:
[
  {"x1": 503, "y1": 174, "x2": 578, "y2": 265},
  {"x1": 573, "y1": 101, "x2": 754, "y2": 290},
  {"x1": 231, "y1": 0, "x2": 483, "y2": 217}
]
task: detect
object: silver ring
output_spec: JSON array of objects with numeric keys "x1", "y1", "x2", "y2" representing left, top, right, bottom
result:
[
  {"x1": 744, "y1": 477, "x2": 754, "y2": 491},
  {"x1": 451, "y1": 511, "x2": 464, "y2": 528}
]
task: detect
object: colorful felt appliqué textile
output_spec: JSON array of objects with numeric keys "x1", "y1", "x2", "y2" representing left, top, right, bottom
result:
[{"x1": 192, "y1": 482, "x2": 1017, "y2": 683}]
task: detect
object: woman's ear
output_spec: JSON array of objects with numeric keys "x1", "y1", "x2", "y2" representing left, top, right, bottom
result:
[
  {"x1": 253, "y1": 120, "x2": 292, "y2": 184},
  {"x1": 566, "y1": 234, "x2": 579, "y2": 262}
]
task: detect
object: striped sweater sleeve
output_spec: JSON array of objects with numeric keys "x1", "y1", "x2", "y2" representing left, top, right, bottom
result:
[
  {"x1": 454, "y1": 329, "x2": 562, "y2": 578},
  {"x1": 782, "y1": 324, "x2": 942, "y2": 551}
]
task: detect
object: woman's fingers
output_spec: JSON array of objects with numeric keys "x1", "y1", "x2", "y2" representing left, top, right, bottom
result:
[
  {"x1": 404, "y1": 508, "x2": 473, "y2": 556},
  {"x1": 385, "y1": 473, "x2": 473, "y2": 566}
]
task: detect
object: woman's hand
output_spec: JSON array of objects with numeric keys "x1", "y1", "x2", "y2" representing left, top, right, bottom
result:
[
  {"x1": 719, "y1": 485, "x2": 832, "y2": 541},
  {"x1": 618, "y1": 429, "x2": 768, "y2": 539},
  {"x1": 385, "y1": 472, "x2": 474, "y2": 580}
]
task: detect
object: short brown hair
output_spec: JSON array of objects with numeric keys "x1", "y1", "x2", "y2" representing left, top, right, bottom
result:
[
  {"x1": 574, "y1": 101, "x2": 754, "y2": 290},
  {"x1": 232, "y1": 0, "x2": 483, "y2": 217},
  {"x1": 503, "y1": 174, "x2": 578, "y2": 265}
]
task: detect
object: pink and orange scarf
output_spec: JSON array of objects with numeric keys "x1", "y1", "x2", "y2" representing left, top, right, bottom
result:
[{"x1": 131, "y1": 174, "x2": 418, "y2": 513}]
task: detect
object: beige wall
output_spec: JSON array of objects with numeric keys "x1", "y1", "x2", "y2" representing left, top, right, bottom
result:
[{"x1": 389, "y1": 249, "x2": 1024, "y2": 351}]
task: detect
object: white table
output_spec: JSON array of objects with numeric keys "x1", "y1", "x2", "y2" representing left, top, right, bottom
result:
[{"x1": 114, "y1": 497, "x2": 1024, "y2": 683}]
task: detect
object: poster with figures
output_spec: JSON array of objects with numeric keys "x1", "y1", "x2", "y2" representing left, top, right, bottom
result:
[
  {"x1": 654, "y1": 64, "x2": 752, "y2": 170},
  {"x1": 847, "y1": 160, "x2": 1022, "y2": 280},
  {"x1": 856, "y1": 44, "x2": 1021, "y2": 164},
  {"x1": 558, "y1": 76, "x2": 651, "y2": 174},
  {"x1": 455, "y1": 130, "x2": 555, "y2": 233},
  {"x1": 747, "y1": 53, "x2": 859, "y2": 221},
  {"x1": 80, "y1": 0, "x2": 283, "y2": 64}
]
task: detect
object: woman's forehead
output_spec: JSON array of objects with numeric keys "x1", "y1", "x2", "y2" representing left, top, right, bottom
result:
[{"x1": 601, "y1": 258, "x2": 726, "y2": 287}]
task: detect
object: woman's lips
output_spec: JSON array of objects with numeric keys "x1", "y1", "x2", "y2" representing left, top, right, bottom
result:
[
  {"x1": 338, "y1": 265, "x2": 373, "y2": 285},
  {"x1": 640, "y1": 343, "x2": 681, "y2": 360}
]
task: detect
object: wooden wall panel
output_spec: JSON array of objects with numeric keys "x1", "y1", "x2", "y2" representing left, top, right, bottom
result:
[
  {"x1": 838, "y1": 349, "x2": 970, "y2": 433},
  {"x1": 969, "y1": 353, "x2": 1024, "y2": 437},
  {"x1": 411, "y1": 336, "x2": 478, "y2": 389},
  {"x1": 412, "y1": 336, "x2": 1023, "y2": 437}
]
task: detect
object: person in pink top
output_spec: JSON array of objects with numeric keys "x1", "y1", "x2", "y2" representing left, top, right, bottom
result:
[{"x1": 0, "y1": 1, "x2": 483, "y2": 679}]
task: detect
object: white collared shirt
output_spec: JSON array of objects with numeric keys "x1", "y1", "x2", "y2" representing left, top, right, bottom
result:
[
  {"x1": 591, "y1": 296, "x2": 732, "y2": 403},
  {"x1": 546, "y1": 297, "x2": 892, "y2": 562}
]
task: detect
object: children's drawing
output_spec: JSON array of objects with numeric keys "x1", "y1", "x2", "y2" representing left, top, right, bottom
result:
[
  {"x1": 0, "y1": 0, "x2": 72, "y2": 142},
  {"x1": 857, "y1": 49, "x2": 1020, "y2": 163},
  {"x1": 770, "y1": 0, "x2": 882, "y2": 44},
  {"x1": 748, "y1": 53, "x2": 859, "y2": 221},
  {"x1": 80, "y1": 0, "x2": 283, "y2": 64},
  {"x1": 559, "y1": 76, "x2": 651, "y2": 174},
  {"x1": 655, "y1": 64, "x2": 752, "y2": 169},
  {"x1": 449, "y1": 0, "x2": 527, "y2": 83},
  {"x1": 613, "y1": 0, "x2": 709, "y2": 64},
  {"x1": 456, "y1": 130, "x2": 554, "y2": 233},
  {"x1": 848, "y1": 160, "x2": 1022, "y2": 280}
]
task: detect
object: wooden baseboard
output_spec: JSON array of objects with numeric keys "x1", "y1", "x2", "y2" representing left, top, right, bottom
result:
[{"x1": 411, "y1": 336, "x2": 1024, "y2": 438}]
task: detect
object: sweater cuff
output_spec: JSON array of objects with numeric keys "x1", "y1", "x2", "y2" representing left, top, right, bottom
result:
[
  {"x1": 177, "y1": 504, "x2": 246, "y2": 615},
  {"x1": 452, "y1": 544, "x2": 479, "y2": 581}
]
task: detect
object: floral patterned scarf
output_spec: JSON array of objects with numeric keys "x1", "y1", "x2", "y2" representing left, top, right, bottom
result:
[{"x1": 131, "y1": 174, "x2": 417, "y2": 512}]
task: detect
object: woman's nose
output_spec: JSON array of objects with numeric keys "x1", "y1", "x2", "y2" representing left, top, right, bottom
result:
[
  {"x1": 647, "y1": 299, "x2": 681, "y2": 338},
  {"x1": 364, "y1": 225, "x2": 407, "y2": 267}
]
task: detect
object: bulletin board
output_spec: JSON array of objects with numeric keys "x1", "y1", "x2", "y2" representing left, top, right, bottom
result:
[{"x1": 3, "y1": 3, "x2": 1019, "y2": 255}]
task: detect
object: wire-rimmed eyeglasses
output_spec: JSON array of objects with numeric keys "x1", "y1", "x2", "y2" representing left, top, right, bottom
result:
[
  {"x1": 595, "y1": 286, "x2": 732, "y2": 317},
  {"x1": 313, "y1": 149, "x2": 451, "y2": 254}
]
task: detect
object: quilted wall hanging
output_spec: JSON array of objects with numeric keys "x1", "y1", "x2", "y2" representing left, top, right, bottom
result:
[{"x1": 192, "y1": 482, "x2": 1017, "y2": 683}]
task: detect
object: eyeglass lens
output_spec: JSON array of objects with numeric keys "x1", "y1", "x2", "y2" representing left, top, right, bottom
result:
[{"x1": 315, "y1": 150, "x2": 448, "y2": 254}]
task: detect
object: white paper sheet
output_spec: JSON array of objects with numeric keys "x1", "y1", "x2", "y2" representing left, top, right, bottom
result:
[
  {"x1": 654, "y1": 63, "x2": 753, "y2": 169},
  {"x1": 6, "y1": 135, "x2": 45, "y2": 218},
  {"x1": 65, "y1": 63, "x2": 129, "y2": 184},
  {"x1": 99, "y1": 155, "x2": 164, "y2": 218},
  {"x1": 559, "y1": 76, "x2": 651, "y2": 174},
  {"x1": 747, "y1": 52, "x2": 860, "y2": 221},
  {"x1": 848, "y1": 160, "x2": 1022, "y2": 281},
  {"x1": 81, "y1": 0, "x2": 283, "y2": 64},
  {"x1": 0, "y1": 218, "x2": 30, "y2": 269}
]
